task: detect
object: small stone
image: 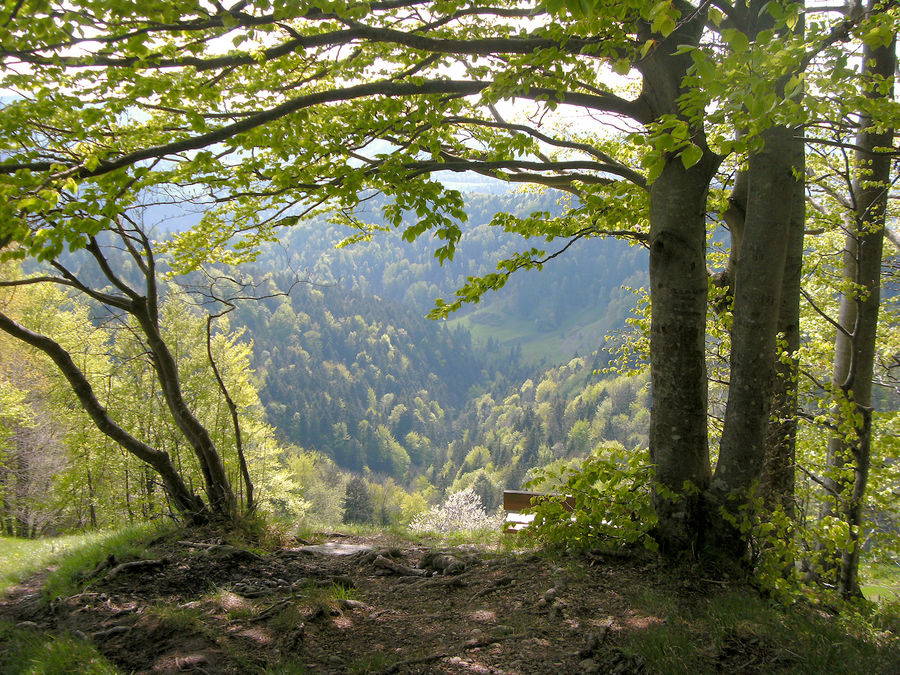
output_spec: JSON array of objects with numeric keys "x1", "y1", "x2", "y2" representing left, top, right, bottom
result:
[{"x1": 579, "y1": 657, "x2": 601, "y2": 674}]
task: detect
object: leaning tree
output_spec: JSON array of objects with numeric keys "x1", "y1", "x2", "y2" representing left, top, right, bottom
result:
[{"x1": 0, "y1": 215, "x2": 245, "y2": 522}]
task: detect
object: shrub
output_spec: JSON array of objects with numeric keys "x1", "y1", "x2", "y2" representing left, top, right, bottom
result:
[
  {"x1": 409, "y1": 488, "x2": 502, "y2": 534},
  {"x1": 524, "y1": 443, "x2": 657, "y2": 552}
]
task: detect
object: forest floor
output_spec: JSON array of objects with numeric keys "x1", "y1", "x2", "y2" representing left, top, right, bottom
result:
[{"x1": 0, "y1": 528, "x2": 898, "y2": 674}]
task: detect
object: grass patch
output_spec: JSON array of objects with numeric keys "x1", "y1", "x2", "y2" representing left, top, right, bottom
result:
[
  {"x1": 328, "y1": 582, "x2": 358, "y2": 602},
  {"x1": 449, "y1": 304, "x2": 614, "y2": 364},
  {"x1": 146, "y1": 601, "x2": 209, "y2": 633},
  {"x1": 408, "y1": 526, "x2": 507, "y2": 549},
  {"x1": 0, "y1": 619, "x2": 121, "y2": 674},
  {"x1": 347, "y1": 652, "x2": 394, "y2": 673},
  {"x1": 863, "y1": 561, "x2": 900, "y2": 602},
  {"x1": 268, "y1": 604, "x2": 306, "y2": 634},
  {"x1": 0, "y1": 531, "x2": 113, "y2": 595},
  {"x1": 620, "y1": 586, "x2": 900, "y2": 674},
  {"x1": 42, "y1": 523, "x2": 169, "y2": 601}
]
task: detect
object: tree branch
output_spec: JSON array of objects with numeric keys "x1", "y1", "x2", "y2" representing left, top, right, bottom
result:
[{"x1": 0, "y1": 80, "x2": 644, "y2": 180}]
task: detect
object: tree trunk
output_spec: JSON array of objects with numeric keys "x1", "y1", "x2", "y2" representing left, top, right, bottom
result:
[
  {"x1": 133, "y1": 302, "x2": 237, "y2": 520},
  {"x1": 823, "y1": 22, "x2": 894, "y2": 596},
  {"x1": 648, "y1": 156, "x2": 715, "y2": 553},
  {"x1": 760, "y1": 135, "x2": 805, "y2": 518},
  {"x1": 0, "y1": 309, "x2": 208, "y2": 523},
  {"x1": 712, "y1": 124, "x2": 800, "y2": 556},
  {"x1": 636, "y1": 0, "x2": 717, "y2": 555}
]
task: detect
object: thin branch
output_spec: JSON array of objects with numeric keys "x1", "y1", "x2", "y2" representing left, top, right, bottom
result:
[
  {"x1": 798, "y1": 464, "x2": 842, "y2": 498},
  {"x1": 206, "y1": 315, "x2": 254, "y2": 512},
  {"x1": 85, "y1": 236, "x2": 142, "y2": 301},
  {"x1": 444, "y1": 115, "x2": 648, "y2": 188},
  {"x1": 799, "y1": 287, "x2": 853, "y2": 339},
  {"x1": 48, "y1": 260, "x2": 132, "y2": 311}
]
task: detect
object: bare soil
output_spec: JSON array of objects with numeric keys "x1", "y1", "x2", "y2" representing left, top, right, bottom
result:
[{"x1": 0, "y1": 531, "x2": 787, "y2": 674}]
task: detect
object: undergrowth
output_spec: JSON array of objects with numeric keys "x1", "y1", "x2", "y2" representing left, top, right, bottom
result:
[
  {"x1": 1, "y1": 517, "x2": 897, "y2": 673},
  {"x1": 0, "y1": 619, "x2": 119, "y2": 674}
]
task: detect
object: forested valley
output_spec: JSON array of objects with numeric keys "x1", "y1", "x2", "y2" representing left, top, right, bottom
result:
[{"x1": 1, "y1": 188, "x2": 650, "y2": 533}]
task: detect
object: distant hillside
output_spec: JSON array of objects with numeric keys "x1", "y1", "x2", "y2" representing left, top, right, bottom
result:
[
  {"x1": 228, "y1": 280, "x2": 526, "y2": 475},
  {"x1": 254, "y1": 191, "x2": 647, "y2": 366}
]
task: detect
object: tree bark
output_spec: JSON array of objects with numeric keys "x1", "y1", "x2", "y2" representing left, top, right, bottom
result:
[
  {"x1": 0, "y1": 309, "x2": 208, "y2": 522},
  {"x1": 133, "y1": 304, "x2": 237, "y2": 519},
  {"x1": 637, "y1": 1, "x2": 717, "y2": 554},
  {"x1": 647, "y1": 156, "x2": 716, "y2": 552},
  {"x1": 712, "y1": 124, "x2": 800, "y2": 555},
  {"x1": 760, "y1": 134, "x2": 805, "y2": 518},
  {"x1": 823, "y1": 20, "x2": 894, "y2": 596}
]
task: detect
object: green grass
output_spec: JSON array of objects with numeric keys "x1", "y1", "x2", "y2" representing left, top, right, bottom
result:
[
  {"x1": 619, "y1": 586, "x2": 900, "y2": 674},
  {"x1": 41, "y1": 523, "x2": 168, "y2": 601},
  {"x1": 863, "y1": 561, "x2": 900, "y2": 602},
  {"x1": 0, "y1": 531, "x2": 108, "y2": 594},
  {"x1": 407, "y1": 525, "x2": 508, "y2": 549},
  {"x1": 1, "y1": 524, "x2": 169, "y2": 600},
  {"x1": 0, "y1": 619, "x2": 121, "y2": 674},
  {"x1": 447, "y1": 304, "x2": 614, "y2": 364}
]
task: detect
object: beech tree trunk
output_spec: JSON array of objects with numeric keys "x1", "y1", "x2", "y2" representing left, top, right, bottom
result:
[
  {"x1": 760, "y1": 135, "x2": 805, "y2": 517},
  {"x1": 134, "y1": 304, "x2": 237, "y2": 519},
  {"x1": 648, "y1": 157, "x2": 715, "y2": 552},
  {"x1": 712, "y1": 124, "x2": 800, "y2": 555},
  {"x1": 822, "y1": 22, "x2": 894, "y2": 596},
  {"x1": 637, "y1": 1, "x2": 717, "y2": 554}
]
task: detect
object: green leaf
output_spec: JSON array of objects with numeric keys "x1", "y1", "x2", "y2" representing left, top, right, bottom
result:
[
  {"x1": 612, "y1": 59, "x2": 631, "y2": 75},
  {"x1": 648, "y1": 0, "x2": 671, "y2": 20},
  {"x1": 722, "y1": 28, "x2": 750, "y2": 54},
  {"x1": 16, "y1": 197, "x2": 41, "y2": 212},
  {"x1": 680, "y1": 144, "x2": 703, "y2": 169},
  {"x1": 653, "y1": 15, "x2": 677, "y2": 37}
]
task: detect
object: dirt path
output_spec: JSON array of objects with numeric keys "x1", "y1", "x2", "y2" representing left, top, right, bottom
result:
[{"x1": 0, "y1": 533, "x2": 763, "y2": 673}]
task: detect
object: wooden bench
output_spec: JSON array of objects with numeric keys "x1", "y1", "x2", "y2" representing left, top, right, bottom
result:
[{"x1": 502, "y1": 490, "x2": 576, "y2": 533}]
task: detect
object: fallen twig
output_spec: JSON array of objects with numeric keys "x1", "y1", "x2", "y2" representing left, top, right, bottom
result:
[{"x1": 106, "y1": 559, "x2": 166, "y2": 580}]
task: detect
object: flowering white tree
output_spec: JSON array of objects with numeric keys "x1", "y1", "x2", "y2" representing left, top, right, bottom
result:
[{"x1": 409, "y1": 488, "x2": 502, "y2": 534}]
